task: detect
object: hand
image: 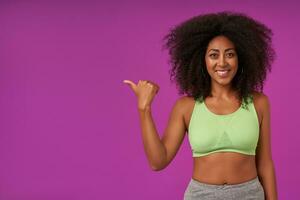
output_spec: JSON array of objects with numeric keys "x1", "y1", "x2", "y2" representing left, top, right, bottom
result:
[{"x1": 123, "y1": 79, "x2": 160, "y2": 111}]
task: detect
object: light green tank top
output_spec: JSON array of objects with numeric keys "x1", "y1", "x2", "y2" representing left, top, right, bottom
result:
[{"x1": 188, "y1": 95, "x2": 259, "y2": 157}]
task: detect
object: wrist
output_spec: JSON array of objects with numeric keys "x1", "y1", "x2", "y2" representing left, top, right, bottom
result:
[{"x1": 138, "y1": 105, "x2": 151, "y2": 113}]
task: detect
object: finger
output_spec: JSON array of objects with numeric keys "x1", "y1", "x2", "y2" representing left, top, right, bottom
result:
[
  {"x1": 146, "y1": 81, "x2": 158, "y2": 89},
  {"x1": 123, "y1": 80, "x2": 137, "y2": 91},
  {"x1": 144, "y1": 80, "x2": 154, "y2": 86},
  {"x1": 140, "y1": 80, "x2": 148, "y2": 84},
  {"x1": 138, "y1": 80, "x2": 149, "y2": 86},
  {"x1": 146, "y1": 82, "x2": 153, "y2": 86},
  {"x1": 155, "y1": 86, "x2": 159, "y2": 94},
  {"x1": 146, "y1": 80, "x2": 157, "y2": 87}
]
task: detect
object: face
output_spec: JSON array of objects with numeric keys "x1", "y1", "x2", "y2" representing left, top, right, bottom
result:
[{"x1": 205, "y1": 35, "x2": 238, "y2": 87}]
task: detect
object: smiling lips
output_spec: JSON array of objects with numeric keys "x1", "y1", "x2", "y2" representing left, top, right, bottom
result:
[{"x1": 216, "y1": 70, "x2": 230, "y2": 78}]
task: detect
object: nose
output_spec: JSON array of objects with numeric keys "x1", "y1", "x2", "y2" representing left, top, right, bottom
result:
[{"x1": 217, "y1": 54, "x2": 227, "y2": 67}]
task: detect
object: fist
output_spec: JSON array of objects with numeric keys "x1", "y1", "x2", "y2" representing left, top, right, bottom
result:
[{"x1": 123, "y1": 79, "x2": 160, "y2": 110}]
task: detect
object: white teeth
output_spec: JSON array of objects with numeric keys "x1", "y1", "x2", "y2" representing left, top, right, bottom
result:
[{"x1": 216, "y1": 70, "x2": 229, "y2": 77}]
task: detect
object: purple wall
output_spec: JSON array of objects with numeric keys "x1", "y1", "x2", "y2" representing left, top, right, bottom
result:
[{"x1": 0, "y1": 1, "x2": 298, "y2": 199}]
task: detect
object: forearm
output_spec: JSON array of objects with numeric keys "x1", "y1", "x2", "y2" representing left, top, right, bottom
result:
[
  {"x1": 257, "y1": 161, "x2": 278, "y2": 200},
  {"x1": 138, "y1": 107, "x2": 166, "y2": 170}
]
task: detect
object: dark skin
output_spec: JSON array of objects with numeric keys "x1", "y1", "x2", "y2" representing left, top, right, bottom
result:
[
  {"x1": 161, "y1": 35, "x2": 259, "y2": 184},
  {"x1": 124, "y1": 35, "x2": 277, "y2": 199},
  {"x1": 191, "y1": 35, "x2": 257, "y2": 183},
  {"x1": 171, "y1": 90, "x2": 274, "y2": 197},
  {"x1": 160, "y1": 36, "x2": 277, "y2": 199},
  {"x1": 183, "y1": 94, "x2": 259, "y2": 184}
]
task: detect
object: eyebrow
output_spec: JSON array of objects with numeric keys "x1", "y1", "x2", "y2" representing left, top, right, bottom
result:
[{"x1": 208, "y1": 48, "x2": 235, "y2": 52}]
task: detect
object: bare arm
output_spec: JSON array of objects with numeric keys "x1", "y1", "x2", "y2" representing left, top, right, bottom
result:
[
  {"x1": 138, "y1": 107, "x2": 166, "y2": 170},
  {"x1": 124, "y1": 79, "x2": 187, "y2": 171},
  {"x1": 255, "y1": 93, "x2": 278, "y2": 200},
  {"x1": 138, "y1": 97, "x2": 186, "y2": 171}
]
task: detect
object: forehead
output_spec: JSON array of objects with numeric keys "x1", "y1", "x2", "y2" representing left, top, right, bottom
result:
[{"x1": 207, "y1": 35, "x2": 235, "y2": 50}]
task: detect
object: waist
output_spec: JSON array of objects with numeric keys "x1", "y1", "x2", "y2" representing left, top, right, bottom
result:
[
  {"x1": 189, "y1": 176, "x2": 260, "y2": 190},
  {"x1": 192, "y1": 153, "x2": 257, "y2": 184}
]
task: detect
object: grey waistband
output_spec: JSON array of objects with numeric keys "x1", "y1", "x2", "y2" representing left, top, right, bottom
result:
[{"x1": 189, "y1": 176, "x2": 259, "y2": 190}]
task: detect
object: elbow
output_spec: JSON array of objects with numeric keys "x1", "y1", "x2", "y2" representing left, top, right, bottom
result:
[
  {"x1": 150, "y1": 165, "x2": 165, "y2": 171},
  {"x1": 151, "y1": 166, "x2": 162, "y2": 171},
  {"x1": 150, "y1": 161, "x2": 167, "y2": 171},
  {"x1": 149, "y1": 151, "x2": 168, "y2": 171}
]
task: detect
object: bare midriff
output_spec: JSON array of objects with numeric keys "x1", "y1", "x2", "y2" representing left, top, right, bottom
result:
[{"x1": 192, "y1": 152, "x2": 257, "y2": 185}]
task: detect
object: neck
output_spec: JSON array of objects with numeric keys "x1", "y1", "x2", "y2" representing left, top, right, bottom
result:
[{"x1": 210, "y1": 82, "x2": 237, "y2": 100}]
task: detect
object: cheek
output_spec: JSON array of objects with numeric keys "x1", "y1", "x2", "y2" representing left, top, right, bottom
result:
[
  {"x1": 230, "y1": 58, "x2": 238, "y2": 66},
  {"x1": 205, "y1": 59, "x2": 214, "y2": 69}
]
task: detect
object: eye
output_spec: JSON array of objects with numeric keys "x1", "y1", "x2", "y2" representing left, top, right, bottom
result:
[
  {"x1": 227, "y1": 52, "x2": 235, "y2": 57},
  {"x1": 209, "y1": 53, "x2": 218, "y2": 58}
]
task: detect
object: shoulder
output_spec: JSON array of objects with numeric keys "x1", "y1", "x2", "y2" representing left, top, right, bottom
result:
[
  {"x1": 173, "y1": 96, "x2": 196, "y2": 131},
  {"x1": 174, "y1": 96, "x2": 195, "y2": 111},
  {"x1": 252, "y1": 91, "x2": 271, "y2": 123},
  {"x1": 252, "y1": 91, "x2": 270, "y2": 109},
  {"x1": 171, "y1": 96, "x2": 195, "y2": 119}
]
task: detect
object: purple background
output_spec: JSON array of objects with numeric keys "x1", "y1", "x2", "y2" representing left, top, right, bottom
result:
[{"x1": 0, "y1": 1, "x2": 299, "y2": 199}]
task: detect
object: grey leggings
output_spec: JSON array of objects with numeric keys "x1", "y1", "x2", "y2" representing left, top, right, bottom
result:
[{"x1": 184, "y1": 176, "x2": 265, "y2": 200}]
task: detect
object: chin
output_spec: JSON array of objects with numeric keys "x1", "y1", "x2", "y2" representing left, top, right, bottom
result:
[
  {"x1": 213, "y1": 77, "x2": 233, "y2": 85},
  {"x1": 218, "y1": 81, "x2": 232, "y2": 86}
]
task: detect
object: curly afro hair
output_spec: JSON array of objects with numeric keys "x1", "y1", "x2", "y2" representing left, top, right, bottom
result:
[{"x1": 162, "y1": 11, "x2": 275, "y2": 108}]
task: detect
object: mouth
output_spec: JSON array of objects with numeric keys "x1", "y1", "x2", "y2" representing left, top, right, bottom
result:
[{"x1": 215, "y1": 69, "x2": 230, "y2": 78}]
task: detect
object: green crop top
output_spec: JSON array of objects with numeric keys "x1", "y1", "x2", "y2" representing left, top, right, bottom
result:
[{"x1": 188, "y1": 95, "x2": 259, "y2": 157}]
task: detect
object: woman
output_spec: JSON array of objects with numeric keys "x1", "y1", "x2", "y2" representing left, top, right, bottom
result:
[{"x1": 123, "y1": 11, "x2": 278, "y2": 200}]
